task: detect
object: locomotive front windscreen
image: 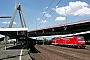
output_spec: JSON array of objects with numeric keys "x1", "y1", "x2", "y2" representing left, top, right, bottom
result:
[{"x1": 78, "y1": 36, "x2": 84, "y2": 40}]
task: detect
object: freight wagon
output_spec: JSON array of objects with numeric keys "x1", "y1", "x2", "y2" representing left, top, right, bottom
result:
[{"x1": 51, "y1": 36, "x2": 86, "y2": 48}]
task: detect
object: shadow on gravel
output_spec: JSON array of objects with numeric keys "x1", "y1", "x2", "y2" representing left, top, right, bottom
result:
[
  {"x1": 30, "y1": 45, "x2": 41, "y2": 60},
  {"x1": 0, "y1": 55, "x2": 20, "y2": 60},
  {"x1": 30, "y1": 46, "x2": 41, "y2": 53}
]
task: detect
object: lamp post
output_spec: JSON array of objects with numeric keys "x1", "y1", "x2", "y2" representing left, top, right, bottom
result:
[
  {"x1": 64, "y1": 8, "x2": 67, "y2": 30},
  {"x1": 65, "y1": 8, "x2": 67, "y2": 26}
]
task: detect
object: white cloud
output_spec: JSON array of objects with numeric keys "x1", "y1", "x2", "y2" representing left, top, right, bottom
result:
[
  {"x1": 45, "y1": 13, "x2": 51, "y2": 17},
  {"x1": 56, "y1": 5, "x2": 58, "y2": 8},
  {"x1": 54, "y1": 1, "x2": 90, "y2": 16},
  {"x1": 41, "y1": 20, "x2": 47, "y2": 23},
  {"x1": 36, "y1": 18, "x2": 40, "y2": 20},
  {"x1": 45, "y1": 6, "x2": 48, "y2": 9},
  {"x1": 74, "y1": 7, "x2": 90, "y2": 16},
  {"x1": 43, "y1": 12, "x2": 52, "y2": 18},
  {"x1": 2, "y1": 21, "x2": 16, "y2": 24},
  {"x1": 43, "y1": 11, "x2": 46, "y2": 14},
  {"x1": 55, "y1": 16, "x2": 66, "y2": 21},
  {"x1": 0, "y1": 13, "x2": 7, "y2": 15}
]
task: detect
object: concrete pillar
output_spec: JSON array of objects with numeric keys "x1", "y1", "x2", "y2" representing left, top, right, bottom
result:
[
  {"x1": 16, "y1": 37, "x2": 18, "y2": 45},
  {"x1": 43, "y1": 40, "x2": 44, "y2": 45},
  {"x1": 35, "y1": 40, "x2": 37, "y2": 45},
  {"x1": 16, "y1": 31, "x2": 18, "y2": 45},
  {"x1": 4, "y1": 35, "x2": 8, "y2": 50}
]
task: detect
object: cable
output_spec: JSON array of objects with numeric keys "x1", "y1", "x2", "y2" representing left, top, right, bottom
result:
[
  {"x1": 37, "y1": 10, "x2": 53, "y2": 27},
  {"x1": 69, "y1": 8, "x2": 90, "y2": 23},
  {"x1": 79, "y1": 16, "x2": 90, "y2": 20},
  {"x1": 22, "y1": 6, "x2": 41, "y2": 29},
  {"x1": 69, "y1": 15, "x2": 79, "y2": 23},
  {"x1": 22, "y1": 9, "x2": 32, "y2": 28},
  {"x1": 37, "y1": 0, "x2": 62, "y2": 28},
  {"x1": 40, "y1": 0, "x2": 55, "y2": 21},
  {"x1": 37, "y1": 0, "x2": 55, "y2": 28},
  {"x1": 22, "y1": 6, "x2": 39, "y2": 18}
]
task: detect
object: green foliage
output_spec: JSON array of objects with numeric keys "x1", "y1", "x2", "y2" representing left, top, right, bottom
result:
[
  {"x1": 43, "y1": 38, "x2": 48, "y2": 42},
  {"x1": 22, "y1": 59, "x2": 24, "y2": 60},
  {"x1": 26, "y1": 48, "x2": 30, "y2": 54},
  {"x1": 43, "y1": 38, "x2": 51, "y2": 44},
  {"x1": 0, "y1": 41, "x2": 4, "y2": 44}
]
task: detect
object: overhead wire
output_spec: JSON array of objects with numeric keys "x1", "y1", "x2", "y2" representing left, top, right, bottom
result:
[
  {"x1": 66, "y1": 1, "x2": 90, "y2": 24},
  {"x1": 21, "y1": 0, "x2": 90, "y2": 31},
  {"x1": 22, "y1": 6, "x2": 39, "y2": 18},
  {"x1": 37, "y1": 0, "x2": 62, "y2": 28},
  {"x1": 37, "y1": 0, "x2": 55, "y2": 28},
  {"x1": 38, "y1": 0, "x2": 90, "y2": 30},
  {"x1": 79, "y1": 15, "x2": 90, "y2": 20},
  {"x1": 69, "y1": 7, "x2": 90, "y2": 23},
  {"x1": 40, "y1": 0, "x2": 55, "y2": 21},
  {"x1": 22, "y1": 6, "x2": 38, "y2": 28}
]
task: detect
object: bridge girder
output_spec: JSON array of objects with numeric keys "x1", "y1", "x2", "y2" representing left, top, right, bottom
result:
[{"x1": 28, "y1": 21, "x2": 90, "y2": 37}]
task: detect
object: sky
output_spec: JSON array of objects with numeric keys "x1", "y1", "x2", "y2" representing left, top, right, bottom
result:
[{"x1": 0, "y1": 0, "x2": 90, "y2": 30}]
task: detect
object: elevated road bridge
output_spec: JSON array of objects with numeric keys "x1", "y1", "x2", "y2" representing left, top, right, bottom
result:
[
  {"x1": 28, "y1": 20, "x2": 90, "y2": 37},
  {"x1": 0, "y1": 28, "x2": 28, "y2": 39}
]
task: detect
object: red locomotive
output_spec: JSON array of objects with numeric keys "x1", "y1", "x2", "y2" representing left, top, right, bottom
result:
[{"x1": 51, "y1": 35, "x2": 86, "y2": 48}]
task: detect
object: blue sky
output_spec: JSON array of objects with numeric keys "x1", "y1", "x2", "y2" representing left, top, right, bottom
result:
[{"x1": 0, "y1": 0, "x2": 90, "y2": 30}]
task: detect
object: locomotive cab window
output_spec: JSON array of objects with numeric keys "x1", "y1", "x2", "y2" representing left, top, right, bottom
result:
[{"x1": 78, "y1": 36, "x2": 84, "y2": 40}]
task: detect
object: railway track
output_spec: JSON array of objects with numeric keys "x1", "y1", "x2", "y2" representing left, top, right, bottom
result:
[
  {"x1": 30, "y1": 53, "x2": 46, "y2": 60},
  {"x1": 30, "y1": 45, "x2": 65, "y2": 60},
  {"x1": 40, "y1": 45, "x2": 90, "y2": 60},
  {"x1": 30, "y1": 45, "x2": 90, "y2": 60},
  {"x1": 37, "y1": 45, "x2": 83, "y2": 60},
  {"x1": 30, "y1": 46, "x2": 47, "y2": 60},
  {"x1": 47, "y1": 45, "x2": 90, "y2": 55}
]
